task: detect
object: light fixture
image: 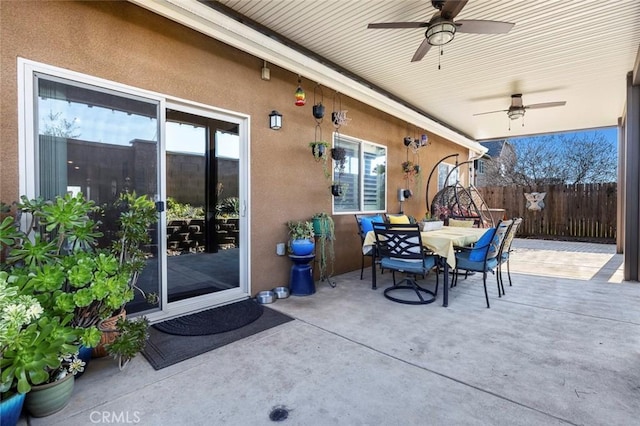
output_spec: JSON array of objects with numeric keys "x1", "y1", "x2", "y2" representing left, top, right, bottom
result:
[
  {"x1": 507, "y1": 108, "x2": 525, "y2": 120},
  {"x1": 426, "y1": 19, "x2": 456, "y2": 46},
  {"x1": 294, "y1": 76, "x2": 306, "y2": 106},
  {"x1": 261, "y1": 60, "x2": 270, "y2": 81},
  {"x1": 269, "y1": 110, "x2": 282, "y2": 130}
]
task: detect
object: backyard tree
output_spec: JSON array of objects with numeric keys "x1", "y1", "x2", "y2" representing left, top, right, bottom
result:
[{"x1": 503, "y1": 131, "x2": 617, "y2": 187}]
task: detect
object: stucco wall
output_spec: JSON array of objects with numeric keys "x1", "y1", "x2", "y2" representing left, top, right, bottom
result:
[{"x1": 0, "y1": 1, "x2": 469, "y2": 293}]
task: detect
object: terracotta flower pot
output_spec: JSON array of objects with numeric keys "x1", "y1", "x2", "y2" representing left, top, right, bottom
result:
[{"x1": 92, "y1": 310, "x2": 126, "y2": 358}]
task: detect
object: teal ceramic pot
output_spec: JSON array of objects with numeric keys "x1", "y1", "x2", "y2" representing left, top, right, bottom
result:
[
  {"x1": 0, "y1": 392, "x2": 26, "y2": 426},
  {"x1": 24, "y1": 373, "x2": 75, "y2": 417}
]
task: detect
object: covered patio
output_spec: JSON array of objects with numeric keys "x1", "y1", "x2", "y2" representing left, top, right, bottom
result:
[{"x1": 30, "y1": 238, "x2": 638, "y2": 426}]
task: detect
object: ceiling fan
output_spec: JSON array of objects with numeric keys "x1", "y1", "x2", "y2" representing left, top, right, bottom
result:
[
  {"x1": 473, "y1": 94, "x2": 567, "y2": 121},
  {"x1": 367, "y1": 0, "x2": 515, "y2": 62}
]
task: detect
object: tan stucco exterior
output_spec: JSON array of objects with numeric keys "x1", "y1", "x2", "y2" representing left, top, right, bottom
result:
[{"x1": 0, "y1": 1, "x2": 470, "y2": 294}]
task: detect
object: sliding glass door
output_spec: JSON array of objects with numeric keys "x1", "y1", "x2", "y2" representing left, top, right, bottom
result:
[
  {"x1": 164, "y1": 110, "x2": 241, "y2": 304},
  {"x1": 34, "y1": 73, "x2": 161, "y2": 315},
  {"x1": 24, "y1": 60, "x2": 249, "y2": 321}
]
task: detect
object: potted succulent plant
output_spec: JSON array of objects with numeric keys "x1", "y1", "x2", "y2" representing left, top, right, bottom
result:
[
  {"x1": 104, "y1": 316, "x2": 150, "y2": 370},
  {"x1": 286, "y1": 220, "x2": 315, "y2": 256},
  {"x1": 0, "y1": 271, "x2": 91, "y2": 419},
  {"x1": 420, "y1": 211, "x2": 444, "y2": 232},
  {"x1": 0, "y1": 191, "x2": 157, "y2": 370}
]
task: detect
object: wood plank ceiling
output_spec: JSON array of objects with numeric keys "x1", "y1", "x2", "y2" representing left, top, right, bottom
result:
[{"x1": 208, "y1": 0, "x2": 640, "y2": 141}]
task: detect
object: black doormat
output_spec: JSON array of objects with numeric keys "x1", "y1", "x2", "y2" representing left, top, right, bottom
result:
[
  {"x1": 153, "y1": 298, "x2": 263, "y2": 336},
  {"x1": 142, "y1": 305, "x2": 294, "y2": 370}
]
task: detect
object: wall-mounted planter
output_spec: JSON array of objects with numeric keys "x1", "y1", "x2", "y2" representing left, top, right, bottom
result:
[{"x1": 313, "y1": 103, "x2": 325, "y2": 119}]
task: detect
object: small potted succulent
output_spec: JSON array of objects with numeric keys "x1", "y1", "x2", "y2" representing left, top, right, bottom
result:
[{"x1": 420, "y1": 211, "x2": 444, "y2": 232}]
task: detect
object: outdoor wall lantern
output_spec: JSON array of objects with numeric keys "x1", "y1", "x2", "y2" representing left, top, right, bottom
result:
[{"x1": 269, "y1": 110, "x2": 282, "y2": 130}]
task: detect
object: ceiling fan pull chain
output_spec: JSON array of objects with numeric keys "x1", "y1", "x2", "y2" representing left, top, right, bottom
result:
[{"x1": 438, "y1": 46, "x2": 442, "y2": 70}]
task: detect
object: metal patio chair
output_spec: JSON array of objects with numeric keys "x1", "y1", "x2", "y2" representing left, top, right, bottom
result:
[{"x1": 373, "y1": 222, "x2": 439, "y2": 305}]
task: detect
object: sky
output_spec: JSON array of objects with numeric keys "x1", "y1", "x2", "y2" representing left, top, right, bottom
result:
[{"x1": 507, "y1": 126, "x2": 618, "y2": 149}]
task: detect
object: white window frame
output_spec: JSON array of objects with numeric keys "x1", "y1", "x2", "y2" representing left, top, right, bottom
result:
[{"x1": 331, "y1": 132, "x2": 387, "y2": 214}]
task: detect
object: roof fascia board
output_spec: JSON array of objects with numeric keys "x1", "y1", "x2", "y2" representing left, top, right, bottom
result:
[{"x1": 129, "y1": 0, "x2": 486, "y2": 154}]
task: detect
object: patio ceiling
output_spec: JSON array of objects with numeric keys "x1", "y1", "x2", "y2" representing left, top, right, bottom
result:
[{"x1": 135, "y1": 0, "x2": 640, "y2": 142}]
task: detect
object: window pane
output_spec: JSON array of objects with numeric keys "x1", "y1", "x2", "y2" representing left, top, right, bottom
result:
[
  {"x1": 363, "y1": 143, "x2": 385, "y2": 211},
  {"x1": 438, "y1": 163, "x2": 458, "y2": 190},
  {"x1": 333, "y1": 134, "x2": 386, "y2": 213},
  {"x1": 36, "y1": 76, "x2": 159, "y2": 202},
  {"x1": 36, "y1": 75, "x2": 160, "y2": 315},
  {"x1": 333, "y1": 137, "x2": 358, "y2": 212}
]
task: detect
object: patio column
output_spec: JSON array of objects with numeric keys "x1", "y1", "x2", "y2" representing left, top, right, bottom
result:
[{"x1": 623, "y1": 71, "x2": 640, "y2": 281}]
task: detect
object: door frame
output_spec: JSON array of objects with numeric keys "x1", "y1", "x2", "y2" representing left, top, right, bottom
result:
[
  {"x1": 148, "y1": 100, "x2": 251, "y2": 323},
  {"x1": 17, "y1": 58, "x2": 252, "y2": 324}
]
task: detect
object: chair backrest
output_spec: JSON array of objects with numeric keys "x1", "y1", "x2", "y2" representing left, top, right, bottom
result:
[
  {"x1": 501, "y1": 217, "x2": 523, "y2": 255},
  {"x1": 490, "y1": 219, "x2": 513, "y2": 259},
  {"x1": 355, "y1": 214, "x2": 385, "y2": 241},
  {"x1": 372, "y1": 222, "x2": 423, "y2": 261},
  {"x1": 468, "y1": 219, "x2": 512, "y2": 262}
]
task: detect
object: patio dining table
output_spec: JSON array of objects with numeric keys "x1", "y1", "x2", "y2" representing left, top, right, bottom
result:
[{"x1": 362, "y1": 226, "x2": 487, "y2": 307}]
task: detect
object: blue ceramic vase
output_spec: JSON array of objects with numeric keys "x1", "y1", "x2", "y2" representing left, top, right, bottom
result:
[{"x1": 0, "y1": 392, "x2": 26, "y2": 426}]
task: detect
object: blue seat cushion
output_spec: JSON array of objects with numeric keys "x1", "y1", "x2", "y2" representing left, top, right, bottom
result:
[
  {"x1": 468, "y1": 228, "x2": 497, "y2": 261},
  {"x1": 360, "y1": 215, "x2": 385, "y2": 234},
  {"x1": 380, "y1": 255, "x2": 436, "y2": 274},
  {"x1": 457, "y1": 251, "x2": 499, "y2": 272}
]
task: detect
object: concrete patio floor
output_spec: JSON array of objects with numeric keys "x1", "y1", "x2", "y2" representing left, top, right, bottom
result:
[{"x1": 28, "y1": 239, "x2": 639, "y2": 426}]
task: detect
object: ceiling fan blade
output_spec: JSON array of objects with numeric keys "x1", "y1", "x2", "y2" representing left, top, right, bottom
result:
[
  {"x1": 473, "y1": 109, "x2": 509, "y2": 116},
  {"x1": 455, "y1": 20, "x2": 515, "y2": 34},
  {"x1": 440, "y1": 0, "x2": 468, "y2": 20},
  {"x1": 525, "y1": 101, "x2": 567, "y2": 110},
  {"x1": 368, "y1": 22, "x2": 429, "y2": 29},
  {"x1": 411, "y1": 38, "x2": 433, "y2": 62}
]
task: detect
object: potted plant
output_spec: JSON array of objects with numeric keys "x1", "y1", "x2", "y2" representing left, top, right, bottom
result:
[
  {"x1": 104, "y1": 316, "x2": 150, "y2": 370},
  {"x1": 309, "y1": 141, "x2": 332, "y2": 180},
  {"x1": 402, "y1": 160, "x2": 422, "y2": 192},
  {"x1": 0, "y1": 271, "x2": 90, "y2": 419},
  {"x1": 286, "y1": 220, "x2": 315, "y2": 256},
  {"x1": 331, "y1": 181, "x2": 348, "y2": 198},
  {"x1": 0, "y1": 191, "x2": 157, "y2": 364},
  {"x1": 420, "y1": 211, "x2": 444, "y2": 232},
  {"x1": 311, "y1": 213, "x2": 335, "y2": 281}
]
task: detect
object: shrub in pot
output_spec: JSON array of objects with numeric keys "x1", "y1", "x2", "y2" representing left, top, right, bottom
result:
[{"x1": 286, "y1": 220, "x2": 315, "y2": 255}]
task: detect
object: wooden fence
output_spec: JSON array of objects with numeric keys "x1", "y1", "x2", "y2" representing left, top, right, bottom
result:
[{"x1": 477, "y1": 183, "x2": 617, "y2": 242}]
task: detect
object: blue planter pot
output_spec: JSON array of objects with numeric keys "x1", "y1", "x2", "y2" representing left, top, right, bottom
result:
[
  {"x1": 290, "y1": 239, "x2": 315, "y2": 256},
  {"x1": 0, "y1": 392, "x2": 26, "y2": 426}
]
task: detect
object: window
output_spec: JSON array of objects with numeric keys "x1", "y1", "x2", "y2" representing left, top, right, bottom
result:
[
  {"x1": 476, "y1": 159, "x2": 485, "y2": 174},
  {"x1": 332, "y1": 133, "x2": 386, "y2": 213},
  {"x1": 35, "y1": 74, "x2": 160, "y2": 203},
  {"x1": 438, "y1": 162, "x2": 458, "y2": 190}
]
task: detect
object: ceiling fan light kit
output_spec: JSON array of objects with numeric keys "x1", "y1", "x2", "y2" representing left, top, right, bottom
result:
[
  {"x1": 367, "y1": 0, "x2": 514, "y2": 64},
  {"x1": 426, "y1": 19, "x2": 456, "y2": 46},
  {"x1": 507, "y1": 109, "x2": 525, "y2": 120}
]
